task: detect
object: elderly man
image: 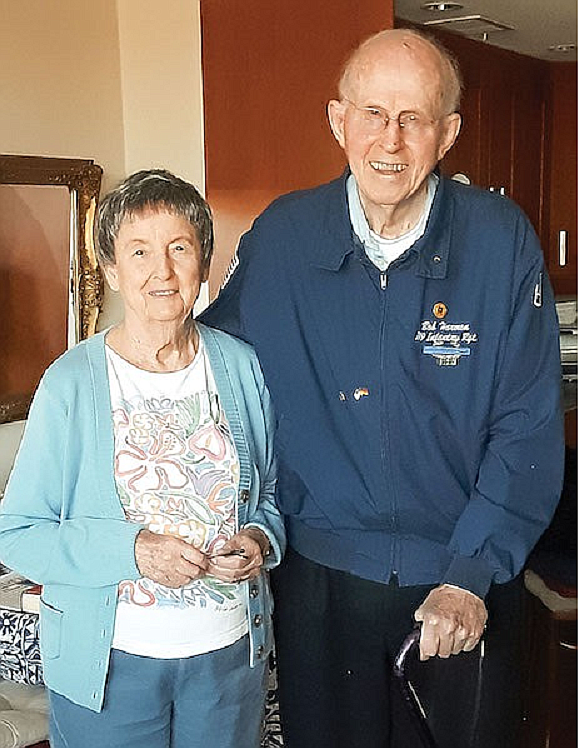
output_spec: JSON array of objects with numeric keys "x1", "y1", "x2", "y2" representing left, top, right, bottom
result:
[{"x1": 202, "y1": 29, "x2": 563, "y2": 748}]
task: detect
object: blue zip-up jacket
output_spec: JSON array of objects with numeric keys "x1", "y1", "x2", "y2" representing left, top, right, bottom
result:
[
  {"x1": 0, "y1": 325, "x2": 285, "y2": 711},
  {"x1": 201, "y1": 172, "x2": 564, "y2": 599}
]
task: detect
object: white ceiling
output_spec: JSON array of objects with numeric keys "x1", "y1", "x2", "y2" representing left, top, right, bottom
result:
[{"x1": 395, "y1": 0, "x2": 577, "y2": 61}]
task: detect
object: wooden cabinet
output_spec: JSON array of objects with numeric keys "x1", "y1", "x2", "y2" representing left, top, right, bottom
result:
[
  {"x1": 544, "y1": 63, "x2": 577, "y2": 296},
  {"x1": 428, "y1": 29, "x2": 549, "y2": 243},
  {"x1": 426, "y1": 27, "x2": 576, "y2": 297},
  {"x1": 522, "y1": 577, "x2": 577, "y2": 748},
  {"x1": 509, "y1": 61, "x2": 549, "y2": 243}
]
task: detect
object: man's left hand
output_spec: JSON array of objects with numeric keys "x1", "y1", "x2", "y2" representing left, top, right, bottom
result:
[{"x1": 414, "y1": 584, "x2": 488, "y2": 660}]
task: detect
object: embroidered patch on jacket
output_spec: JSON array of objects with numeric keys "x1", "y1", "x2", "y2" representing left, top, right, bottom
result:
[{"x1": 414, "y1": 317, "x2": 478, "y2": 367}]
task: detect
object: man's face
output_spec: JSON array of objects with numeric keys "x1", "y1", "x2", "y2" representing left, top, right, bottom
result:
[{"x1": 328, "y1": 37, "x2": 461, "y2": 230}]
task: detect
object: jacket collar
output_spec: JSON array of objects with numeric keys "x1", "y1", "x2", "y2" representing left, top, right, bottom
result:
[
  {"x1": 311, "y1": 168, "x2": 454, "y2": 280},
  {"x1": 311, "y1": 169, "x2": 357, "y2": 272}
]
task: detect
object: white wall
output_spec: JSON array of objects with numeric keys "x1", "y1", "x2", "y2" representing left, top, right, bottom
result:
[
  {"x1": 116, "y1": 0, "x2": 205, "y2": 185},
  {"x1": 0, "y1": 0, "x2": 205, "y2": 488},
  {"x1": 1, "y1": 0, "x2": 126, "y2": 185}
]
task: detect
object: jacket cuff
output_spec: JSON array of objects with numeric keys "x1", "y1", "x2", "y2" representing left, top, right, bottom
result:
[
  {"x1": 242, "y1": 523, "x2": 281, "y2": 570},
  {"x1": 442, "y1": 554, "x2": 494, "y2": 599}
]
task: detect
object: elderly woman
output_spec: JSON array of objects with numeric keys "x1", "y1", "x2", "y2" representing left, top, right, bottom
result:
[{"x1": 0, "y1": 169, "x2": 285, "y2": 748}]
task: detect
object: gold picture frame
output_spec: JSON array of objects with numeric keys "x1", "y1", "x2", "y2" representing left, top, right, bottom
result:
[{"x1": 0, "y1": 155, "x2": 103, "y2": 424}]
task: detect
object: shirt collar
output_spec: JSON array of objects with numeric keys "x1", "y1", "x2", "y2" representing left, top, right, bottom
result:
[
  {"x1": 311, "y1": 169, "x2": 453, "y2": 279},
  {"x1": 347, "y1": 173, "x2": 438, "y2": 270}
]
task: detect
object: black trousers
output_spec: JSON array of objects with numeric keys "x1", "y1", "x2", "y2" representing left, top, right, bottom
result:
[{"x1": 271, "y1": 548, "x2": 524, "y2": 748}]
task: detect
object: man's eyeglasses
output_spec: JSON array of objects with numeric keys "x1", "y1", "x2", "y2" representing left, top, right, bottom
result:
[{"x1": 342, "y1": 98, "x2": 438, "y2": 137}]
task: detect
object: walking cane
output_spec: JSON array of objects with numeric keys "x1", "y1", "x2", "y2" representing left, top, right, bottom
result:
[
  {"x1": 393, "y1": 627, "x2": 440, "y2": 748},
  {"x1": 393, "y1": 626, "x2": 485, "y2": 748}
]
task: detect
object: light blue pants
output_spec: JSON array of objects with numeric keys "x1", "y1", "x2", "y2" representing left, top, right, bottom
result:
[{"x1": 49, "y1": 635, "x2": 267, "y2": 748}]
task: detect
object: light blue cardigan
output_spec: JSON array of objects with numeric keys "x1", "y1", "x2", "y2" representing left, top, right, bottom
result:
[{"x1": 0, "y1": 324, "x2": 285, "y2": 711}]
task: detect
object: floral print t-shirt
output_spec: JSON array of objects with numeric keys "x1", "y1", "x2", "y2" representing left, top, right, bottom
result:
[{"x1": 106, "y1": 338, "x2": 248, "y2": 658}]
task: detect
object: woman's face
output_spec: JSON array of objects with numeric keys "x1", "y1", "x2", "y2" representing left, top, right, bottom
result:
[{"x1": 103, "y1": 208, "x2": 208, "y2": 329}]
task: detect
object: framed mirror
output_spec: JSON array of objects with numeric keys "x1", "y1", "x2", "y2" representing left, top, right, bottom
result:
[{"x1": 0, "y1": 155, "x2": 103, "y2": 424}]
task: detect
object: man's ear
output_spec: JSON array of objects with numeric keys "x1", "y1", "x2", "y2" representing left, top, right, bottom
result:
[
  {"x1": 437, "y1": 112, "x2": 462, "y2": 161},
  {"x1": 327, "y1": 99, "x2": 347, "y2": 149}
]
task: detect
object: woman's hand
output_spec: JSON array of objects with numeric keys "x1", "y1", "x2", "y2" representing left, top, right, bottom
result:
[
  {"x1": 414, "y1": 584, "x2": 488, "y2": 660},
  {"x1": 134, "y1": 529, "x2": 209, "y2": 588},
  {"x1": 207, "y1": 527, "x2": 270, "y2": 584}
]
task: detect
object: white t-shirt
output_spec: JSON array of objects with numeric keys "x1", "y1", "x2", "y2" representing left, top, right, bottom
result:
[{"x1": 106, "y1": 338, "x2": 248, "y2": 658}]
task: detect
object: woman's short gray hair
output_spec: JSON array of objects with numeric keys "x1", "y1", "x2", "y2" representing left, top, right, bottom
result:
[{"x1": 95, "y1": 169, "x2": 214, "y2": 269}]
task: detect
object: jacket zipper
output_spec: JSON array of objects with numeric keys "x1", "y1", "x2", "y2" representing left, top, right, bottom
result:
[{"x1": 379, "y1": 269, "x2": 398, "y2": 579}]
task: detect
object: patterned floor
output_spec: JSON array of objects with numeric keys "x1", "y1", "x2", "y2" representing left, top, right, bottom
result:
[{"x1": 261, "y1": 653, "x2": 284, "y2": 747}]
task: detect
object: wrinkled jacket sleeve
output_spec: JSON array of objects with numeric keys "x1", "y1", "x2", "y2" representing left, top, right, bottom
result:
[
  {"x1": 442, "y1": 215, "x2": 565, "y2": 598},
  {"x1": 0, "y1": 374, "x2": 142, "y2": 588},
  {"x1": 243, "y1": 369, "x2": 285, "y2": 570},
  {"x1": 200, "y1": 227, "x2": 258, "y2": 342}
]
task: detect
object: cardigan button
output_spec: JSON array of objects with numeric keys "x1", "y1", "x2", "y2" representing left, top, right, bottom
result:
[
  {"x1": 249, "y1": 585, "x2": 260, "y2": 598},
  {"x1": 256, "y1": 645, "x2": 264, "y2": 659},
  {"x1": 240, "y1": 489, "x2": 250, "y2": 503},
  {"x1": 253, "y1": 614, "x2": 263, "y2": 627}
]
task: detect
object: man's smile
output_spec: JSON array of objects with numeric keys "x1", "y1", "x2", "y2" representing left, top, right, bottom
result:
[{"x1": 369, "y1": 161, "x2": 407, "y2": 173}]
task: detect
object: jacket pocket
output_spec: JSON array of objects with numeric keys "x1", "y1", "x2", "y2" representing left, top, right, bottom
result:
[{"x1": 39, "y1": 600, "x2": 63, "y2": 660}]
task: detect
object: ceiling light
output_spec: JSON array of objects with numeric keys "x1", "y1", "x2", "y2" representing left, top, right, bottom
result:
[
  {"x1": 423, "y1": 15, "x2": 515, "y2": 37},
  {"x1": 422, "y1": 2, "x2": 464, "y2": 10}
]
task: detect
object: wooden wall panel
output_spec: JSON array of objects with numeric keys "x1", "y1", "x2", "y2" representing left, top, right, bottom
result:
[
  {"x1": 201, "y1": 0, "x2": 394, "y2": 295},
  {"x1": 201, "y1": 0, "x2": 393, "y2": 193}
]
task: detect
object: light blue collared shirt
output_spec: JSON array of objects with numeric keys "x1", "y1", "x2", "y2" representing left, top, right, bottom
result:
[{"x1": 347, "y1": 173, "x2": 439, "y2": 271}]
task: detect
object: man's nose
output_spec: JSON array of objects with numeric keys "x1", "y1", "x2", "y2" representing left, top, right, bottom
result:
[{"x1": 380, "y1": 117, "x2": 402, "y2": 148}]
